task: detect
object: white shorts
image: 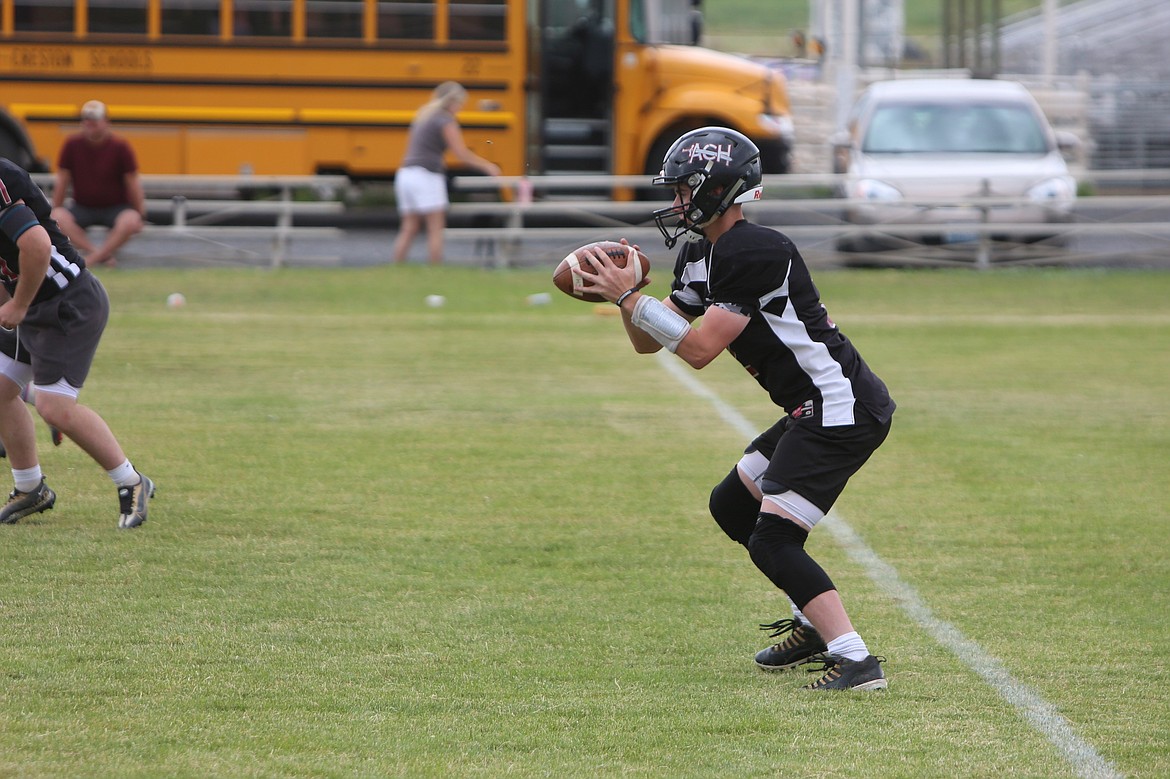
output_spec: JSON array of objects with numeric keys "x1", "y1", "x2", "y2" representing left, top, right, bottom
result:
[
  {"x1": 394, "y1": 166, "x2": 448, "y2": 215},
  {"x1": 0, "y1": 347, "x2": 32, "y2": 391}
]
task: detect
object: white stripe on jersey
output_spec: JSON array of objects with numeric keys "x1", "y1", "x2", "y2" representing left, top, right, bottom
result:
[
  {"x1": 678, "y1": 246, "x2": 858, "y2": 425},
  {"x1": 45, "y1": 246, "x2": 82, "y2": 290},
  {"x1": 675, "y1": 254, "x2": 707, "y2": 310},
  {"x1": 759, "y1": 273, "x2": 857, "y2": 426}
]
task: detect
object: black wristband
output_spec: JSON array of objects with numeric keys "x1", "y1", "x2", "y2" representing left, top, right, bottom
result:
[{"x1": 615, "y1": 287, "x2": 639, "y2": 307}]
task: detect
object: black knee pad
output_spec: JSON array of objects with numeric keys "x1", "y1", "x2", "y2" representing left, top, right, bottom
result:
[
  {"x1": 747, "y1": 513, "x2": 836, "y2": 609},
  {"x1": 709, "y1": 468, "x2": 760, "y2": 547}
]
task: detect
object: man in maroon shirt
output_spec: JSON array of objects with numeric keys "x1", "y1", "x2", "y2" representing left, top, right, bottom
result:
[{"x1": 50, "y1": 100, "x2": 145, "y2": 268}]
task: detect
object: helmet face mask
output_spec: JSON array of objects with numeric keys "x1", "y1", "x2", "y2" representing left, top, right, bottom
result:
[{"x1": 651, "y1": 126, "x2": 763, "y2": 248}]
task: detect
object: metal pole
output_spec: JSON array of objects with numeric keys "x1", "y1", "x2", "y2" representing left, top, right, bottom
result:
[
  {"x1": 273, "y1": 186, "x2": 291, "y2": 268},
  {"x1": 976, "y1": 178, "x2": 991, "y2": 270},
  {"x1": 942, "y1": 0, "x2": 953, "y2": 68},
  {"x1": 973, "y1": 0, "x2": 984, "y2": 75},
  {"x1": 172, "y1": 195, "x2": 187, "y2": 229},
  {"x1": 992, "y1": 0, "x2": 1002, "y2": 75},
  {"x1": 835, "y1": 0, "x2": 859, "y2": 130},
  {"x1": 1043, "y1": 0, "x2": 1058, "y2": 86}
]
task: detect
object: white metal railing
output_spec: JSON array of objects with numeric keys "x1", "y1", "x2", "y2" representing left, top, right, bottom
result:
[
  {"x1": 30, "y1": 173, "x2": 348, "y2": 267},
  {"x1": 31, "y1": 172, "x2": 348, "y2": 194},
  {"x1": 452, "y1": 169, "x2": 1170, "y2": 195},
  {"x1": 449, "y1": 171, "x2": 1170, "y2": 267},
  {"x1": 16, "y1": 171, "x2": 1170, "y2": 267}
]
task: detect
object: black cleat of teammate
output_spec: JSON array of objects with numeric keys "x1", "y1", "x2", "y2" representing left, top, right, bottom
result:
[
  {"x1": 0, "y1": 479, "x2": 57, "y2": 524},
  {"x1": 117, "y1": 473, "x2": 155, "y2": 529}
]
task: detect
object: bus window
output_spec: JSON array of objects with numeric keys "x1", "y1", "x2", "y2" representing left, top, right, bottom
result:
[
  {"x1": 377, "y1": 1, "x2": 435, "y2": 40},
  {"x1": 631, "y1": 0, "x2": 694, "y2": 45},
  {"x1": 543, "y1": 0, "x2": 613, "y2": 118},
  {"x1": 449, "y1": 0, "x2": 507, "y2": 42},
  {"x1": 88, "y1": 0, "x2": 149, "y2": 34},
  {"x1": 14, "y1": 0, "x2": 74, "y2": 32},
  {"x1": 234, "y1": 1, "x2": 294, "y2": 37},
  {"x1": 161, "y1": 0, "x2": 221, "y2": 36},
  {"x1": 306, "y1": 0, "x2": 364, "y2": 39},
  {"x1": 627, "y1": 0, "x2": 646, "y2": 43}
]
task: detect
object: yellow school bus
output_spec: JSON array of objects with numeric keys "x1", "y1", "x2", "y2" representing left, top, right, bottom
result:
[{"x1": 0, "y1": 0, "x2": 793, "y2": 181}]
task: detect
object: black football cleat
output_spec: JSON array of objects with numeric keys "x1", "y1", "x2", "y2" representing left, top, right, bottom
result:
[
  {"x1": 803, "y1": 654, "x2": 888, "y2": 691},
  {"x1": 0, "y1": 479, "x2": 57, "y2": 524},
  {"x1": 754, "y1": 618, "x2": 828, "y2": 671}
]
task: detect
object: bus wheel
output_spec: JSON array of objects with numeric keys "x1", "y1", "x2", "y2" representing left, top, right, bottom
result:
[{"x1": 639, "y1": 130, "x2": 691, "y2": 201}]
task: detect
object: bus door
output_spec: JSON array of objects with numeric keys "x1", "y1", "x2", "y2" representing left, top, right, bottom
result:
[{"x1": 538, "y1": 0, "x2": 615, "y2": 174}]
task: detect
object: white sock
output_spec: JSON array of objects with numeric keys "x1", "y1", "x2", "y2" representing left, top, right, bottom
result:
[
  {"x1": 826, "y1": 631, "x2": 870, "y2": 662},
  {"x1": 13, "y1": 465, "x2": 43, "y2": 493},
  {"x1": 106, "y1": 460, "x2": 139, "y2": 488}
]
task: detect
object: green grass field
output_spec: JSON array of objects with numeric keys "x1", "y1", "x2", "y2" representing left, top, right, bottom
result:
[
  {"x1": 1, "y1": 264, "x2": 1167, "y2": 778},
  {"x1": 705, "y1": 0, "x2": 1049, "y2": 56},
  {"x1": 706, "y1": 0, "x2": 1045, "y2": 36}
]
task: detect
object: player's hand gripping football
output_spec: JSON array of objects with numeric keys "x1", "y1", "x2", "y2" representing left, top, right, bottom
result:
[{"x1": 576, "y1": 240, "x2": 649, "y2": 305}]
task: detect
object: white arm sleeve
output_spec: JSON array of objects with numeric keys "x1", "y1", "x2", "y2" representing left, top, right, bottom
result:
[{"x1": 630, "y1": 296, "x2": 692, "y2": 353}]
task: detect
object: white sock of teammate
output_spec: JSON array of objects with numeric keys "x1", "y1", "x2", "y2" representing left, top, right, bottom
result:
[
  {"x1": 106, "y1": 460, "x2": 140, "y2": 488},
  {"x1": 826, "y1": 631, "x2": 870, "y2": 662},
  {"x1": 13, "y1": 465, "x2": 43, "y2": 493}
]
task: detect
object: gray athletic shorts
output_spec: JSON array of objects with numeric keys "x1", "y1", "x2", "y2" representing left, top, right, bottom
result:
[
  {"x1": 68, "y1": 203, "x2": 135, "y2": 229},
  {"x1": 0, "y1": 326, "x2": 33, "y2": 392},
  {"x1": 18, "y1": 271, "x2": 110, "y2": 388},
  {"x1": 0, "y1": 326, "x2": 29, "y2": 365}
]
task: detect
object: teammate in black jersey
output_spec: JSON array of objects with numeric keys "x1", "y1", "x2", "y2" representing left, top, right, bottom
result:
[
  {"x1": 576, "y1": 127, "x2": 895, "y2": 691},
  {"x1": 0, "y1": 157, "x2": 154, "y2": 529}
]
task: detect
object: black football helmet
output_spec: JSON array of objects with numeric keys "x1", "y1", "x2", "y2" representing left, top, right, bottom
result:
[{"x1": 651, "y1": 126, "x2": 763, "y2": 248}]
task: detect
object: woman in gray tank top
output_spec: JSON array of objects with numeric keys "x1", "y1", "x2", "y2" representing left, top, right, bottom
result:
[{"x1": 392, "y1": 82, "x2": 501, "y2": 264}]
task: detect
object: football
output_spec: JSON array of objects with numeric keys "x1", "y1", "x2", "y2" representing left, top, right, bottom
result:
[{"x1": 552, "y1": 241, "x2": 650, "y2": 302}]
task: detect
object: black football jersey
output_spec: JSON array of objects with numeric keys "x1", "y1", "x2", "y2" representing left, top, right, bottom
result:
[
  {"x1": 0, "y1": 158, "x2": 85, "y2": 303},
  {"x1": 669, "y1": 220, "x2": 895, "y2": 427}
]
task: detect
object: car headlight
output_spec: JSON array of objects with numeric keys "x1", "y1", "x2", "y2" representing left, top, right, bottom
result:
[
  {"x1": 851, "y1": 179, "x2": 903, "y2": 202},
  {"x1": 758, "y1": 114, "x2": 795, "y2": 142},
  {"x1": 1026, "y1": 176, "x2": 1076, "y2": 203}
]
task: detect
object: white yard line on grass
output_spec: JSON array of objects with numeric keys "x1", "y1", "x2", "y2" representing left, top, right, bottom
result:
[{"x1": 655, "y1": 351, "x2": 1123, "y2": 779}]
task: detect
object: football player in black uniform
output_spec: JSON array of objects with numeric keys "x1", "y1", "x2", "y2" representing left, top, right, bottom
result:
[
  {"x1": 0, "y1": 157, "x2": 154, "y2": 528},
  {"x1": 576, "y1": 127, "x2": 895, "y2": 691}
]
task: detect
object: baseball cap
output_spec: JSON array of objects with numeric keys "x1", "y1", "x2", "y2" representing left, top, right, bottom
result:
[{"x1": 80, "y1": 100, "x2": 107, "y2": 120}]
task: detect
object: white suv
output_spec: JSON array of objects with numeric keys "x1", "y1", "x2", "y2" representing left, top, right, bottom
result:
[{"x1": 831, "y1": 78, "x2": 1079, "y2": 253}]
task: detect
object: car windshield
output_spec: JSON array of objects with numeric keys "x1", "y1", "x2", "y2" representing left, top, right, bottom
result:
[{"x1": 861, "y1": 103, "x2": 1049, "y2": 154}]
